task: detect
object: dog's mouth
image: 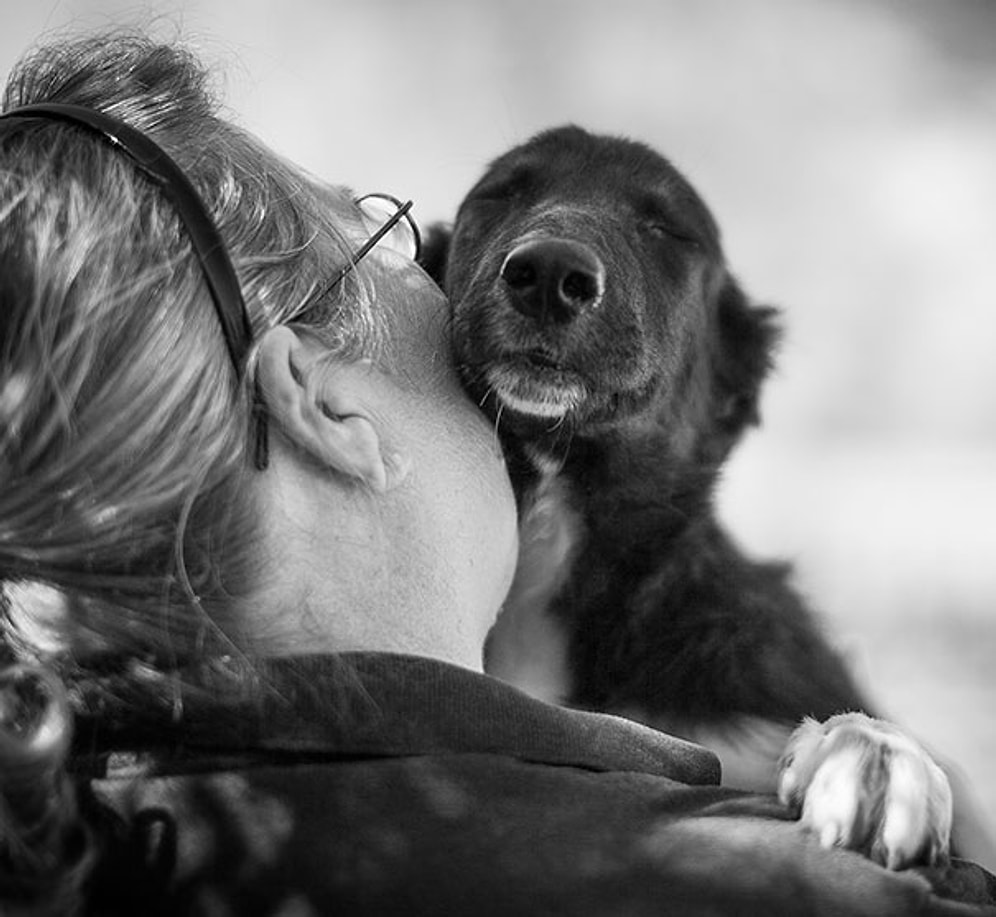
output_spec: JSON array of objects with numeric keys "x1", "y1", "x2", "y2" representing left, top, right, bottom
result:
[{"x1": 483, "y1": 350, "x2": 588, "y2": 420}]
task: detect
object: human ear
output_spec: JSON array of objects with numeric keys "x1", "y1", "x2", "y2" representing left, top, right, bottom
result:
[{"x1": 256, "y1": 326, "x2": 404, "y2": 492}]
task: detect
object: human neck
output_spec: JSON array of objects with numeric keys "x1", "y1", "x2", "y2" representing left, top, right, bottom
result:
[{"x1": 242, "y1": 444, "x2": 486, "y2": 672}]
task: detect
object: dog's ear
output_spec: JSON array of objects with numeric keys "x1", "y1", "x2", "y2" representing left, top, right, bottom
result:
[
  {"x1": 712, "y1": 274, "x2": 781, "y2": 437},
  {"x1": 416, "y1": 222, "x2": 453, "y2": 287}
]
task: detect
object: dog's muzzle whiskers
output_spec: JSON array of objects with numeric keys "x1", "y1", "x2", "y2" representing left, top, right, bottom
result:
[{"x1": 493, "y1": 400, "x2": 506, "y2": 445}]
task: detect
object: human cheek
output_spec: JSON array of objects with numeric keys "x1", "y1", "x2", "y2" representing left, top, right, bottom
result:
[
  {"x1": 444, "y1": 400, "x2": 517, "y2": 575},
  {"x1": 470, "y1": 414, "x2": 518, "y2": 587},
  {"x1": 458, "y1": 398, "x2": 512, "y2": 506}
]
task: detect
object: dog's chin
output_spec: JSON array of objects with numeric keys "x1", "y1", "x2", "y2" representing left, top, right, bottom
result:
[{"x1": 483, "y1": 360, "x2": 587, "y2": 424}]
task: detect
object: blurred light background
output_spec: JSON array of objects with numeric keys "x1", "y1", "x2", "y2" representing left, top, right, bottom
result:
[{"x1": 3, "y1": 0, "x2": 994, "y2": 843}]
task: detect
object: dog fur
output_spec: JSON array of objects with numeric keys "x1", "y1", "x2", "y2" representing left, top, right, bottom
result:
[{"x1": 420, "y1": 125, "x2": 965, "y2": 867}]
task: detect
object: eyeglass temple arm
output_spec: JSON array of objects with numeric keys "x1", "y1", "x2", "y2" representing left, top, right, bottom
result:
[{"x1": 315, "y1": 199, "x2": 415, "y2": 301}]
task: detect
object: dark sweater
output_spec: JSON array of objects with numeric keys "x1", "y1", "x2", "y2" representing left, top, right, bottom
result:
[{"x1": 74, "y1": 653, "x2": 996, "y2": 916}]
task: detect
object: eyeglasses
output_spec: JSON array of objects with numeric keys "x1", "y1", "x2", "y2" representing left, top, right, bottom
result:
[{"x1": 315, "y1": 193, "x2": 422, "y2": 301}]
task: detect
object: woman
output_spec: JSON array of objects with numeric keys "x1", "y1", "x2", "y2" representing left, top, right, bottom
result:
[{"x1": 0, "y1": 31, "x2": 993, "y2": 916}]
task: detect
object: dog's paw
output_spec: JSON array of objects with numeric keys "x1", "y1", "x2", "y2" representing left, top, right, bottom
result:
[{"x1": 777, "y1": 712, "x2": 952, "y2": 870}]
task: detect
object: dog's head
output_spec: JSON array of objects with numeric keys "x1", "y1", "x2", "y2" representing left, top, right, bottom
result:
[{"x1": 423, "y1": 125, "x2": 780, "y2": 466}]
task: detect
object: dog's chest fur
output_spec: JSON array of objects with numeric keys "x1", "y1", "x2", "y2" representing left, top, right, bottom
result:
[{"x1": 483, "y1": 464, "x2": 584, "y2": 705}]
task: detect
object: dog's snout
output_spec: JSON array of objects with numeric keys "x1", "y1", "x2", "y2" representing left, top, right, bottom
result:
[{"x1": 500, "y1": 239, "x2": 605, "y2": 324}]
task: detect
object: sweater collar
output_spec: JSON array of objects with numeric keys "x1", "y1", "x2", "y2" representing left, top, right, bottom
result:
[{"x1": 73, "y1": 652, "x2": 719, "y2": 786}]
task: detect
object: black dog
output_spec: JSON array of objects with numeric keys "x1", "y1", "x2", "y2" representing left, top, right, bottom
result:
[
  {"x1": 421, "y1": 124, "x2": 869, "y2": 740},
  {"x1": 417, "y1": 125, "x2": 979, "y2": 868}
]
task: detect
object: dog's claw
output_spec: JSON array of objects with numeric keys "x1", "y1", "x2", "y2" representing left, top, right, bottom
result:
[{"x1": 777, "y1": 713, "x2": 952, "y2": 870}]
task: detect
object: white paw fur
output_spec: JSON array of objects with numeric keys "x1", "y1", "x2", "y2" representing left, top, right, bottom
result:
[{"x1": 777, "y1": 713, "x2": 952, "y2": 870}]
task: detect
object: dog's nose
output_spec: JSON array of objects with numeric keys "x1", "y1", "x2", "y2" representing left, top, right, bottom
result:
[{"x1": 500, "y1": 239, "x2": 605, "y2": 324}]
